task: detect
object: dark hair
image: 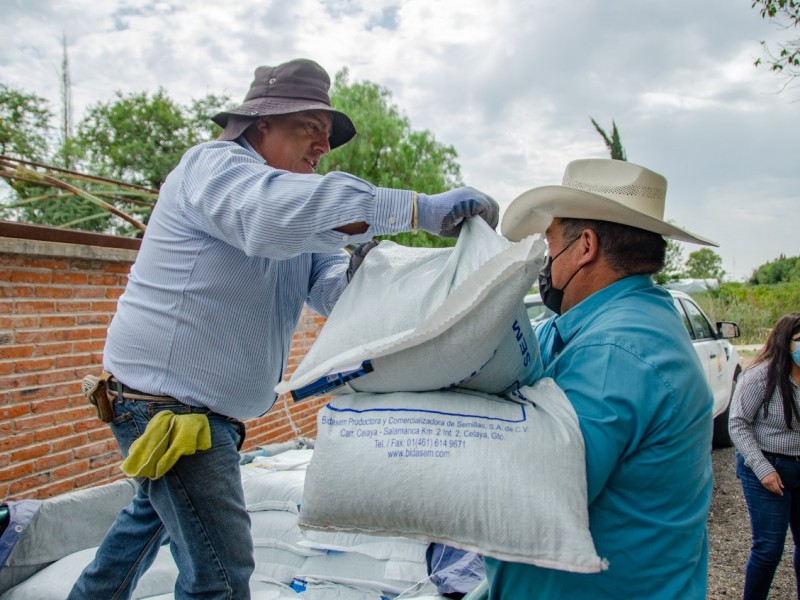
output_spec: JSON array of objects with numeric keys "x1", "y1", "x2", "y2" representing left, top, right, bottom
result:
[
  {"x1": 752, "y1": 312, "x2": 800, "y2": 428},
  {"x1": 558, "y1": 218, "x2": 667, "y2": 276}
]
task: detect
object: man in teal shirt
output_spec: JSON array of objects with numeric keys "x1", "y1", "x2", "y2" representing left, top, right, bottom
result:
[{"x1": 486, "y1": 159, "x2": 718, "y2": 598}]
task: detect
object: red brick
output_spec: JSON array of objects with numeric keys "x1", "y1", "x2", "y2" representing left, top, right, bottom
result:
[
  {"x1": 54, "y1": 354, "x2": 92, "y2": 369},
  {"x1": 31, "y1": 397, "x2": 69, "y2": 413},
  {"x1": 85, "y1": 423, "x2": 114, "y2": 439},
  {"x1": 0, "y1": 372, "x2": 38, "y2": 389},
  {"x1": 61, "y1": 406, "x2": 97, "y2": 422},
  {"x1": 77, "y1": 314, "x2": 110, "y2": 326},
  {"x1": 74, "y1": 340, "x2": 105, "y2": 353},
  {"x1": 10, "y1": 270, "x2": 51, "y2": 284},
  {"x1": 0, "y1": 300, "x2": 12, "y2": 314},
  {"x1": 36, "y1": 369, "x2": 78, "y2": 386},
  {"x1": 11, "y1": 443, "x2": 51, "y2": 462},
  {"x1": 53, "y1": 381, "x2": 81, "y2": 396},
  {"x1": 56, "y1": 300, "x2": 91, "y2": 312},
  {"x1": 52, "y1": 459, "x2": 90, "y2": 479},
  {"x1": 9, "y1": 385, "x2": 54, "y2": 402},
  {"x1": 73, "y1": 287, "x2": 105, "y2": 299},
  {"x1": 40, "y1": 342, "x2": 75, "y2": 356},
  {"x1": 35, "y1": 423, "x2": 76, "y2": 443},
  {"x1": 0, "y1": 315, "x2": 38, "y2": 329},
  {"x1": 0, "y1": 255, "x2": 22, "y2": 266},
  {"x1": 35, "y1": 286, "x2": 74, "y2": 299},
  {"x1": 14, "y1": 412, "x2": 56, "y2": 430},
  {"x1": 71, "y1": 260, "x2": 104, "y2": 271},
  {"x1": 0, "y1": 345, "x2": 34, "y2": 359},
  {"x1": 105, "y1": 263, "x2": 133, "y2": 274},
  {"x1": 0, "y1": 362, "x2": 13, "y2": 375},
  {"x1": 36, "y1": 480, "x2": 75, "y2": 498},
  {"x1": 28, "y1": 257, "x2": 70, "y2": 270},
  {"x1": 0, "y1": 431, "x2": 35, "y2": 452},
  {"x1": 91, "y1": 300, "x2": 119, "y2": 312},
  {"x1": 0, "y1": 461, "x2": 34, "y2": 482},
  {"x1": 15, "y1": 357, "x2": 54, "y2": 372},
  {"x1": 106, "y1": 287, "x2": 125, "y2": 300},
  {"x1": 16, "y1": 300, "x2": 56, "y2": 314},
  {"x1": 40, "y1": 315, "x2": 77, "y2": 328},
  {"x1": 9, "y1": 473, "x2": 51, "y2": 495},
  {"x1": 53, "y1": 432, "x2": 89, "y2": 452},
  {"x1": 0, "y1": 285, "x2": 35, "y2": 298},
  {"x1": 74, "y1": 440, "x2": 111, "y2": 459},
  {"x1": 52, "y1": 272, "x2": 89, "y2": 285},
  {"x1": 35, "y1": 450, "x2": 71, "y2": 471},
  {"x1": 91, "y1": 327, "x2": 108, "y2": 339},
  {"x1": 87, "y1": 273, "x2": 118, "y2": 286},
  {"x1": 89, "y1": 453, "x2": 120, "y2": 469}
]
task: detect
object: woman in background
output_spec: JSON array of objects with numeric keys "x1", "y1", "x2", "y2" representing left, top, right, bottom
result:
[{"x1": 730, "y1": 312, "x2": 800, "y2": 600}]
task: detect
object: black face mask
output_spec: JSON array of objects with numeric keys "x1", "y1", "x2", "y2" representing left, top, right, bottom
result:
[{"x1": 538, "y1": 236, "x2": 582, "y2": 316}]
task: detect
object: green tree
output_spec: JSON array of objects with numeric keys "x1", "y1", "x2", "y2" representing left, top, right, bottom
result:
[
  {"x1": 685, "y1": 248, "x2": 725, "y2": 280},
  {"x1": 0, "y1": 82, "x2": 52, "y2": 160},
  {"x1": 749, "y1": 254, "x2": 800, "y2": 283},
  {"x1": 322, "y1": 68, "x2": 463, "y2": 248},
  {"x1": 67, "y1": 89, "x2": 228, "y2": 190},
  {"x1": 653, "y1": 238, "x2": 686, "y2": 284},
  {"x1": 590, "y1": 118, "x2": 627, "y2": 161},
  {"x1": 752, "y1": 0, "x2": 800, "y2": 87}
]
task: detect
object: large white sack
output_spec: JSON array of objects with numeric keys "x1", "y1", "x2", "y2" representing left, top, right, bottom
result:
[
  {"x1": 0, "y1": 479, "x2": 137, "y2": 595},
  {"x1": 249, "y1": 510, "x2": 324, "y2": 557},
  {"x1": 298, "y1": 379, "x2": 605, "y2": 574},
  {"x1": 298, "y1": 529, "x2": 426, "y2": 562},
  {"x1": 297, "y1": 552, "x2": 436, "y2": 596},
  {"x1": 275, "y1": 219, "x2": 546, "y2": 398},
  {"x1": 0, "y1": 544, "x2": 178, "y2": 600},
  {"x1": 240, "y1": 467, "x2": 307, "y2": 513}
]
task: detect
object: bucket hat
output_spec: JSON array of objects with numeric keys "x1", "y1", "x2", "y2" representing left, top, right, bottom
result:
[
  {"x1": 501, "y1": 159, "x2": 717, "y2": 246},
  {"x1": 211, "y1": 58, "x2": 356, "y2": 149}
]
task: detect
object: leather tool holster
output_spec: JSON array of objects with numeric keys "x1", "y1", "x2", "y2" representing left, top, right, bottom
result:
[{"x1": 82, "y1": 370, "x2": 115, "y2": 423}]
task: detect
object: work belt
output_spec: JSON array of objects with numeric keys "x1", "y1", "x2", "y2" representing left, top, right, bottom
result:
[
  {"x1": 106, "y1": 378, "x2": 176, "y2": 403},
  {"x1": 82, "y1": 371, "x2": 176, "y2": 423}
]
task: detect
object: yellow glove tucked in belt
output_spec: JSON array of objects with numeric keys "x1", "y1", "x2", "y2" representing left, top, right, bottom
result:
[{"x1": 121, "y1": 411, "x2": 211, "y2": 479}]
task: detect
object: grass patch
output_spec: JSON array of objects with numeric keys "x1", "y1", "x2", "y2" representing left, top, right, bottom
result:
[{"x1": 690, "y1": 282, "x2": 800, "y2": 344}]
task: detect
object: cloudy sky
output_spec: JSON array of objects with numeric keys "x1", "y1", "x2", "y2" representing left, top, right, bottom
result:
[{"x1": 2, "y1": 0, "x2": 797, "y2": 280}]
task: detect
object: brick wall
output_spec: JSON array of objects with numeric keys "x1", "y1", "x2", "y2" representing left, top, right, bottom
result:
[{"x1": 0, "y1": 223, "x2": 328, "y2": 501}]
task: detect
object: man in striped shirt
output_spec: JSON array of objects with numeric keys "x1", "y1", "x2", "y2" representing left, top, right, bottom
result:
[{"x1": 68, "y1": 58, "x2": 498, "y2": 600}]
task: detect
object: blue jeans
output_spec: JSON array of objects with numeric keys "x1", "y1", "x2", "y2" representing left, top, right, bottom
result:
[
  {"x1": 736, "y1": 450, "x2": 800, "y2": 600},
  {"x1": 68, "y1": 398, "x2": 254, "y2": 600}
]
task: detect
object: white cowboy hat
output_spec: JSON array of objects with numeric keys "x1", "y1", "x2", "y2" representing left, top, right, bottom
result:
[{"x1": 500, "y1": 158, "x2": 718, "y2": 246}]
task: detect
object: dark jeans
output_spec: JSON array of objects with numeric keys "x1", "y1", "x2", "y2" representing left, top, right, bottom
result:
[
  {"x1": 736, "y1": 450, "x2": 800, "y2": 600},
  {"x1": 68, "y1": 398, "x2": 253, "y2": 600}
]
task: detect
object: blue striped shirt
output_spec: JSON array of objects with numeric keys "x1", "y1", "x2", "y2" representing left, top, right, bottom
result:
[{"x1": 104, "y1": 137, "x2": 412, "y2": 419}]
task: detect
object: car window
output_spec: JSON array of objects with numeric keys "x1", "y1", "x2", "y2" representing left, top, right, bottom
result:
[
  {"x1": 681, "y1": 298, "x2": 715, "y2": 341},
  {"x1": 524, "y1": 297, "x2": 554, "y2": 324},
  {"x1": 672, "y1": 299, "x2": 694, "y2": 339}
]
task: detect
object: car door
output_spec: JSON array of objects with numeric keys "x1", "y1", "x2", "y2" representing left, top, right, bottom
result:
[{"x1": 674, "y1": 297, "x2": 729, "y2": 416}]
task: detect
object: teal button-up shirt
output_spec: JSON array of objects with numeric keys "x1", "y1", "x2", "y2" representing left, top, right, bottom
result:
[{"x1": 485, "y1": 275, "x2": 713, "y2": 599}]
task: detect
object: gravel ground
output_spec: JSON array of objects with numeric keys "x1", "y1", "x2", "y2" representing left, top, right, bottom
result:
[{"x1": 709, "y1": 446, "x2": 797, "y2": 599}]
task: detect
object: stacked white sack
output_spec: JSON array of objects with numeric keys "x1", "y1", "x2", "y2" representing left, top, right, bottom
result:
[
  {"x1": 275, "y1": 218, "x2": 547, "y2": 398},
  {"x1": 273, "y1": 217, "x2": 604, "y2": 574},
  {"x1": 299, "y1": 381, "x2": 605, "y2": 574},
  {"x1": 0, "y1": 448, "x2": 445, "y2": 599}
]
